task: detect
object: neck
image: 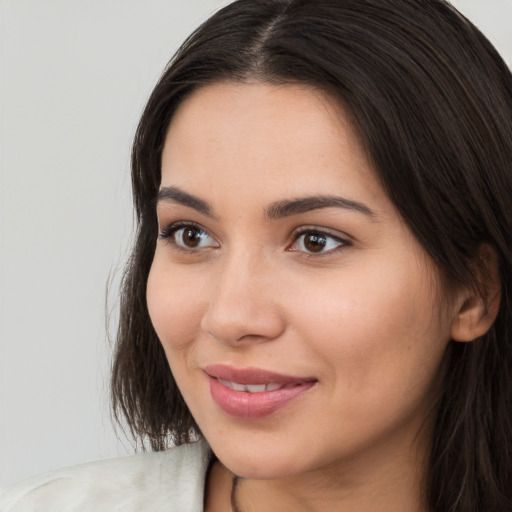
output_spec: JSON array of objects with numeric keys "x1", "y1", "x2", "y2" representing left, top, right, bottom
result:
[
  {"x1": 229, "y1": 433, "x2": 430, "y2": 512},
  {"x1": 206, "y1": 418, "x2": 433, "y2": 512},
  {"x1": 232, "y1": 467, "x2": 426, "y2": 512}
]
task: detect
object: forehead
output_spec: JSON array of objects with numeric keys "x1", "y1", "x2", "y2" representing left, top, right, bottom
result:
[
  {"x1": 160, "y1": 81, "x2": 386, "y2": 215},
  {"x1": 164, "y1": 82, "x2": 358, "y2": 163}
]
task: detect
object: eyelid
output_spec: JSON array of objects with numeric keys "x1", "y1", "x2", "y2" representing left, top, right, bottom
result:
[
  {"x1": 158, "y1": 221, "x2": 219, "y2": 251},
  {"x1": 157, "y1": 221, "x2": 350, "y2": 256},
  {"x1": 287, "y1": 226, "x2": 351, "y2": 256}
]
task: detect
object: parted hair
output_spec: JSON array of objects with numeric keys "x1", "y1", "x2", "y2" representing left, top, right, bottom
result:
[{"x1": 111, "y1": 1, "x2": 512, "y2": 510}]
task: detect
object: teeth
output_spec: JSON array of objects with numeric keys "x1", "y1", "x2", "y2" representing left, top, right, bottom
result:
[
  {"x1": 218, "y1": 379, "x2": 246, "y2": 392},
  {"x1": 218, "y1": 378, "x2": 285, "y2": 393},
  {"x1": 265, "y1": 383, "x2": 283, "y2": 392},
  {"x1": 244, "y1": 384, "x2": 266, "y2": 393}
]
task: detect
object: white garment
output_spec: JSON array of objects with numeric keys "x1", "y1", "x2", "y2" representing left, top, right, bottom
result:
[{"x1": 0, "y1": 440, "x2": 211, "y2": 512}]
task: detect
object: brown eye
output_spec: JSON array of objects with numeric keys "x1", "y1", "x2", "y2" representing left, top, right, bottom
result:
[
  {"x1": 174, "y1": 225, "x2": 216, "y2": 249},
  {"x1": 180, "y1": 227, "x2": 204, "y2": 247},
  {"x1": 303, "y1": 233, "x2": 327, "y2": 253},
  {"x1": 159, "y1": 223, "x2": 218, "y2": 250},
  {"x1": 291, "y1": 230, "x2": 346, "y2": 255}
]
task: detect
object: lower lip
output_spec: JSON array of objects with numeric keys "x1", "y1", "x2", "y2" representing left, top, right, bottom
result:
[{"x1": 208, "y1": 376, "x2": 316, "y2": 419}]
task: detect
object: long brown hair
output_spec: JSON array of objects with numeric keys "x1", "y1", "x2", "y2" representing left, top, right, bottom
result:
[{"x1": 111, "y1": 1, "x2": 512, "y2": 509}]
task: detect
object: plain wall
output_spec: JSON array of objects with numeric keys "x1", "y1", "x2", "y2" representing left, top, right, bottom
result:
[
  {"x1": 0, "y1": 0, "x2": 510, "y2": 488},
  {"x1": 0, "y1": 0, "x2": 231, "y2": 487}
]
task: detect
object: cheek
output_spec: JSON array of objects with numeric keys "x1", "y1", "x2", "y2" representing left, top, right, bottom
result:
[
  {"x1": 286, "y1": 259, "x2": 450, "y2": 391},
  {"x1": 146, "y1": 257, "x2": 207, "y2": 353},
  {"x1": 290, "y1": 276, "x2": 449, "y2": 449}
]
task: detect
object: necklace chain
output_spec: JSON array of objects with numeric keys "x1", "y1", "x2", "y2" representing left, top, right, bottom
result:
[{"x1": 230, "y1": 475, "x2": 242, "y2": 512}]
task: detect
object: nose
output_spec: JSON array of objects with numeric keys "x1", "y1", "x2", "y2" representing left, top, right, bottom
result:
[{"x1": 200, "y1": 251, "x2": 286, "y2": 346}]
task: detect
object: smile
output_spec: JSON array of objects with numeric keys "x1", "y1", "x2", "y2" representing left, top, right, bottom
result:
[
  {"x1": 217, "y1": 379, "x2": 299, "y2": 393},
  {"x1": 204, "y1": 365, "x2": 317, "y2": 419}
]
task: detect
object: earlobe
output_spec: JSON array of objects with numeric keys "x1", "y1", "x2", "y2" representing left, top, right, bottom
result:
[{"x1": 450, "y1": 245, "x2": 501, "y2": 342}]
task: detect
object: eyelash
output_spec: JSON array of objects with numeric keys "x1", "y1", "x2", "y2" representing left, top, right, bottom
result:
[
  {"x1": 288, "y1": 227, "x2": 350, "y2": 257},
  {"x1": 158, "y1": 222, "x2": 350, "y2": 256},
  {"x1": 158, "y1": 222, "x2": 217, "y2": 253}
]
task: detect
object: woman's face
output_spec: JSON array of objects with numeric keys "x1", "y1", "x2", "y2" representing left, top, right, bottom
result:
[{"x1": 147, "y1": 82, "x2": 458, "y2": 480}]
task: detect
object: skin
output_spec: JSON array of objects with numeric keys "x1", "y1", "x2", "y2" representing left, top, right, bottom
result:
[{"x1": 146, "y1": 82, "x2": 468, "y2": 512}]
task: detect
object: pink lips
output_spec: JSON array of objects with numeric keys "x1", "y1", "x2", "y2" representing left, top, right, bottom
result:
[{"x1": 204, "y1": 364, "x2": 317, "y2": 419}]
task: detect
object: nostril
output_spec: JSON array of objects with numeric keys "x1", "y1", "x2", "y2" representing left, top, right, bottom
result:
[
  {"x1": 199, "y1": 270, "x2": 286, "y2": 345},
  {"x1": 201, "y1": 305, "x2": 286, "y2": 347}
]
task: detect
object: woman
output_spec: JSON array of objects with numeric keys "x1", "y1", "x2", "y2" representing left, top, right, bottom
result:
[{"x1": 2, "y1": 0, "x2": 511, "y2": 511}]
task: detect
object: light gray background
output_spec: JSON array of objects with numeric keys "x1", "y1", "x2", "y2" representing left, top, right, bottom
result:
[{"x1": 0, "y1": 0, "x2": 510, "y2": 488}]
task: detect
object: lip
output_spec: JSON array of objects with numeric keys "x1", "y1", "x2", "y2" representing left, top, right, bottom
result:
[{"x1": 204, "y1": 364, "x2": 317, "y2": 419}]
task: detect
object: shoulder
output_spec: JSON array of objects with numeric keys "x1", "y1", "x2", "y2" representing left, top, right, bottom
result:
[{"x1": 0, "y1": 440, "x2": 211, "y2": 512}]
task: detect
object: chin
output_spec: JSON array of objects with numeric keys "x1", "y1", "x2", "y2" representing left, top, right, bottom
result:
[{"x1": 207, "y1": 435, "x2": 308, "y2": 480}]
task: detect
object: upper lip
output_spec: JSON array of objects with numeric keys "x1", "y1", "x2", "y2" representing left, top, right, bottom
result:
[{"x1": 203, "y1": 364, "x2": 317, "y2": 385}]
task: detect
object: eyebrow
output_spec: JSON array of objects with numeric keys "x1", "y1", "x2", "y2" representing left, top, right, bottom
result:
[
  {"x1": 157, "y1": 186, "x2": 375, "y2": 219},
  {"x1": 265, "y1": 195, "x2": 375, "y2": 219},
  {"x1": 157, "y1": 186, "x2": 214, "y2": 217}
]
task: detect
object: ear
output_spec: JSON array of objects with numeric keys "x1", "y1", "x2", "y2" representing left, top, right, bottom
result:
[{"x1": 450, "y1": 244, "x2": 501, "y2": 342}]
